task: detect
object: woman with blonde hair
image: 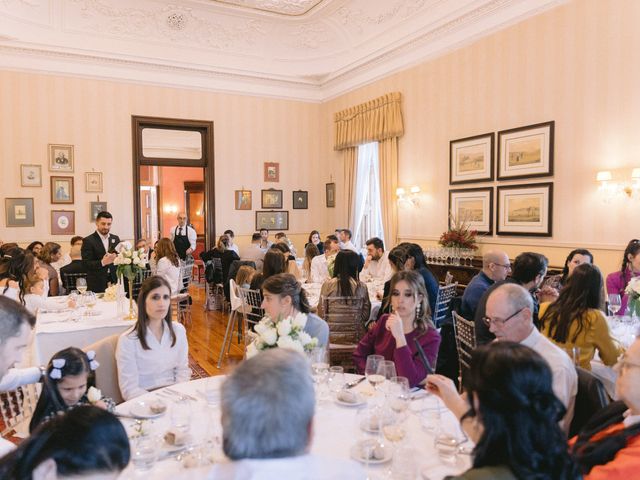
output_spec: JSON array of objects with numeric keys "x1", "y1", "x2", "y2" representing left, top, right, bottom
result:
[
  {"x1": 153, "y1": 238, "x2": 181, "y2": 295},
  {"x1": 302, "y1": 243, "x2": 320, "y2": 283}
]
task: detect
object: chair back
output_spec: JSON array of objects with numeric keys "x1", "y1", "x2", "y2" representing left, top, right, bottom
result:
[
  {"x1": 83, "y1": 334, "x2": 123, "y2": 405},
  {"x1": 569, "y1": 367, "x2": 610, "y2": 437},
  {"x1": 452, "y1": 311, "x2": 476, "y2": 391},
  {"x1": 179, "y1": 259, "x2": 194, "y2": 292},
  {"x1": 228, "y1": 279, "x2": 243, "y2": 312},
  {"x1": 62, "y1": 272, "x2": 88, "y2": 292},
  {"x1": 130, "y1": 269, "x2": 153, "y2": 301},
  {"x1": 444, "y1": 271, "x2": 455, "y2": 285},
  {"x1": 433, "y1": 282, "x2": 458, "y2": 327},
  {"x1": 322, "y1": 296, "x2": 365, "y2": 346},
  {"x1": 0, "y1": 383, "x2": 39, "y2": 437}
]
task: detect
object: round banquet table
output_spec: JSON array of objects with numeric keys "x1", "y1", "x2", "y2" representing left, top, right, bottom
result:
[{"x1": 115, "y1": 374, "x2": 471, "y2": 479}]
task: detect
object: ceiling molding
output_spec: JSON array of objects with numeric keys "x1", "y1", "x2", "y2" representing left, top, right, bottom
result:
[{"x1": 0, "y1": 0, "x2": 567, "y2": 102}]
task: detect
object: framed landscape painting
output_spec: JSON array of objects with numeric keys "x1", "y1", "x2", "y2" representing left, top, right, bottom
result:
[
  {"x1": 261, "y1": 189, "x2": 283, "y2": 209},
  {"x1": 5, "y1": 198, "x2": 34, "y2": 227},
  {"x1": 48, "y1": 144, "x2": 74, "y2": 172},
  {"x1": 497, "y1": 121, "x2": 554, "y2": 180},
  {"x1": 234, "y1": 190, "x2": 252, "y2": 210},
  {"x1": 51, "y1": 210, "x2": 75, "y2": 235},
  {"x1": 50, "y1": 176, "x2": 74, "y2": 204},
  {"x1": 293, "y1": 190, "x2": 308, "y2": 209},
  {"x1": 21, "y1": 164, "x2": 42, "y2": 187},
  {"x1": 497, "y1": 183, "x2": 553, "y2": 237},
  {"x1": 448, "y1": 187, "x2": 493, "y2": 235},
  {"x1": 450, "y1": 133, "x2": 494, "y2": 184},
  {"x1": 255, "y1": 210, "x2": 289, "y2": 231}
]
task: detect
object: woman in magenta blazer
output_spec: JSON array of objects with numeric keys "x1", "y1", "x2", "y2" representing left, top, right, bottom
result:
[{"x1": 606, "y1": 239, "x2": 640, "y2": 315}]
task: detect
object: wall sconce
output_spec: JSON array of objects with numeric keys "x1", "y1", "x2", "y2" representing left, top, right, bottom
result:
[
  {"x1": 163, "y1": 204, "x2": 178, "y2": 214},
  {"x1": 596, "y1": 169, "x2": 640, "y2": 199},
  {"x1": 396, "y1": 186, "x2": 421, "y2": 206}
]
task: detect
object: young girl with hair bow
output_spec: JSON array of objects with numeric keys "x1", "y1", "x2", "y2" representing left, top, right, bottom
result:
[{"x1": 29, "y1": 347, "x2": 115, "y2": 432}]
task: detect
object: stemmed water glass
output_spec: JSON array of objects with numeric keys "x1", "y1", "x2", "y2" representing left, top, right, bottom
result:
[
  {"x1": 365, "y1": 354, "x2": 385, "y2": 392},
  {"x1": 83, "y1": 291, "x2": 97, "y2": 316},
  {"x1": 309, "y1": 348, "x2": 330, "y2": 400},
  {"x1": 376, "y1": 360, "x2": 396, "y2": 396},
  {"x1": 608, "y1": 293, "x2": 622, "y2": 316},
  {"x1": 76, "y1": 277, "x2": 87, "y2": 294},
  {"x1": 327, "y1": 366, "x2": 344, "y2": 396}
]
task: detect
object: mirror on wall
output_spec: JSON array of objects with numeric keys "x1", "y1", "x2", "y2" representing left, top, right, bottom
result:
[{"x1": 141, "y1": 128, "x2": 202, "y2": 160}]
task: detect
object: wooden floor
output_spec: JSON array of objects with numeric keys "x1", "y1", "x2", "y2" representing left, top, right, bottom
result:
[{"x1": 184, "y1": 285, "x2": 245, "y2": 376}]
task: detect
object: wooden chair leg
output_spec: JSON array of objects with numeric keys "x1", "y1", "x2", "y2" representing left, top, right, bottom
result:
[{"x1": 217, "y1": 310, "x2": 237, "y2": 369}]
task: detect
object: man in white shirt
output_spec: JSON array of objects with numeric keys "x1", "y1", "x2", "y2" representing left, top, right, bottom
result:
[
  {"x1": 259, "y1": 228, "x2": 272, "y2": 251},
  {"x1": 224, "y1": 229, "x2": 240, "y2": 256},
  {"x1": 208, "y1": 348, "x2": 365, "y2": 480},
  {"x1": 485, "y1": 283, "x2": 577, "y2": 431},
  {"x1": 241, "y1": 233, "x2": 266, "y2": 272},
  {"x1": 360, "y1": 237, "x2": 392, "y2": 283},
  {"x1": 309, "y1": 236, "x2": 340, "y2": 284},
  {"x1": 339, "y1": 229, "x2": 359, "y2": 253},
  {"x1": 170, "y1": 212, "x2": 197, "y2": 261}
]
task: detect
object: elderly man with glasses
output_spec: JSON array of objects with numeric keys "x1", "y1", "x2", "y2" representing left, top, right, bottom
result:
[
  {"x1": 485, "y1": 283, "x2": 577, "y2": 432},
  {"x1": 460, "y1": 250, "x2": 511, "y2": 320}
]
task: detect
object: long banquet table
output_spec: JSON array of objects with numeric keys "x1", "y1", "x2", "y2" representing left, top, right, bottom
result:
[{"x1": 116, "y1": 375, "x2": 472, "y2": 479}]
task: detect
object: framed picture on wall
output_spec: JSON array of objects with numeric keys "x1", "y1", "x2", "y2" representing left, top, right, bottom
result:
[
  {"x1": 90, "y1": 201, "x2": 108, "y2": 222},
  {"x1": 5, "y1": 198, "x2": 34, "y2": 227},
  {"x1": 48, "y1": 144, "x2": 74, "y2": 172},
  {"x1": 51, "y1": 210, "x2": 75, "y2": 235},
  {"x1": 20, "y1": 164, "x2": 42, "y2": 187},
  {"x1": 326, "y1": 183, "x2": 335, "y2": 208},
  {"x1": 449, "y1": 133, "x2": 494, "y2": 184},
  {"x1": 50, "y1": 176, "x2": 74, "y2": 204},
  {"x1": 234, "y1": 190, "x2": 252, "y2": 210},
  {"x1": 293, "y1": 190, "x2": 308, "y2": 209},
  {"x1": 496, "y1": 183, "x2": 553, "y2": 236},
  {"x1": 448, "y1": 187, "x2": 493, "y2": 235},
  {"x1": 255, "y1": 210, "x2": 289, "y2": 230},
  {"x1": 264, "y1": 162, "x2": 279, "y2": 182},
  {"x1": 497, "y1": 121, "x2": 554, "y2": 180},
  {"x1": 261, "y1": 189, "x2": 283, "y2": 209},
  {"x1": 85, "y1": 172, "x2": 103, "y2": 192}
]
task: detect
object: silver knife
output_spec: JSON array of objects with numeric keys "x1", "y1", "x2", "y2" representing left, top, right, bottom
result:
[{"x1": 345, "y1": 376, "x2": 366, "y2": 389}]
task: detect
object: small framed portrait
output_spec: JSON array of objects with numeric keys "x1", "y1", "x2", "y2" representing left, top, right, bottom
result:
[
  {"x1": 264, "y1": 162, "x2": 279, "y2": 183},
  {"x1": 293, "y1": 190, "x2": 308, "y2": 209},
  {"x1": 448, "y1": 187, "x2": 493, "y2": 235},
  {"x1": 48, "y1": 144, "x2": 74, "y2": 172},
  {"x1": 497, "y1": 121, "x2": 554, "y2": 180},
  {"x1": 90, "y1": 201, "x2": 108, "y2": 222},
  {"x1": 5, "y1": 198, "x2": 34, "y2": 227},
  {"x1": 326, "y1": 183, "x2": 336, "y2": 208},
  {"x1": 50, "y1": 176, "x2": 74, "y2": 204},
  {"x1": 235, "y1": 190, "x2": 252, "y2": 210},
  {"x1": 449, "y1": 133, "x2": 494, "y2": 184},
  {"x1": 255, "y1": 210, "x2": 289, "y2": 231},
  {"x1": 51, "y1": 210, "x2": 75, "y2": 235},
  {"x1": 497, "y1": 182, "x2": 553, "y2": 237},
  {"x1": 20, "y1": 164, "x2": 42, "y2": 187},
  {"x1": 85, "y1": 172, "x2": 103, "y2": 193},
  {"x1": 261, "y1": 189, "x2": 283, "y2": 209}
]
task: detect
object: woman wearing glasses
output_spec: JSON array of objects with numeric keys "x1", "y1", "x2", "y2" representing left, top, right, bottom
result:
[
  {"x1": 571, "y1": 337, "x2": 640, "y2": 478},
  {"x1": 606, "y1": 239, "x2": 640, "y2": 316}
]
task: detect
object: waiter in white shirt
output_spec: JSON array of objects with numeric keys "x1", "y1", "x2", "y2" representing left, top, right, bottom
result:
[
  {"x1": 361, "y1": 237, "x2": 392, "y2": 283},
  {"x1": 170, "y1": 212, "x2": 197, "y2": 261}
]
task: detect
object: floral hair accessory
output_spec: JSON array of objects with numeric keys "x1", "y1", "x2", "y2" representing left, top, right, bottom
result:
[
  {"x1": 50, "y1": 358, "x2": 66, "y2": 380},
  {"x1": 86, "y1": 350, "x2": 100, "y2": 371}
]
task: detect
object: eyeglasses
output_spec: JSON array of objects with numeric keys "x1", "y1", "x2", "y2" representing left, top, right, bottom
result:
[
  {"x1": 492, "y1": 262, "x2": 511, "y2": 270},
  {"x1": 613, "y1": 354, "x2": 640, "y2": 374},
  {"x1": 482, "y1": 307, "x2": 524, "y2": 328}
]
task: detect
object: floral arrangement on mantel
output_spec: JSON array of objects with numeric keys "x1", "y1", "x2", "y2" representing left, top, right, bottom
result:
[
  {"x1": 625, "y1": 277, "x2": 640, "y2": 317},
  {"x1": 438, "y1": 213, "x2": 479, "y2": 250}
]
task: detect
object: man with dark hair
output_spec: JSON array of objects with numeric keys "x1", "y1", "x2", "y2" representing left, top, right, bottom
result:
[
  {"x1": 223, "y1": 229, "x2": 239, "y2": 255},
  {"x1": 60, "y1": 244, "x2": 87, "y2": 290},
  {"x1": 241, "y1": 233, "x2": 266, "y2": 272},
  {"x1": 81, "y1": 211, "x2": 121, "y2": 293},
  {"x1": 259, "y1": 228, "x2": 272, "y2": 250},
  {"x1": 309, "y1": 236, "x2": 340, "y2": 283},
  {"x1": 361, "y1": 237, "x2": 391, "y2": 283},
  {"x1": 474, "y1": 251, "x2": 549, "y2": 345},
  {"x1": 339, "y1": 229, "x2": 358, "y2": 253}
]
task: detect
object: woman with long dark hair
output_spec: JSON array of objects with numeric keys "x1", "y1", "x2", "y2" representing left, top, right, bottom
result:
[
  {"x1": 306, "y1": 230, "x2": 324, "y2": 254},
  {"x1": 540, "y1": 263, "x2": 620, "y2": 370},
  {"x1": 539, "y1": 248, "x2": 597, "y2": 304},
  {"x1": 427, "y1": 342, "x2": 579, "y2": 479},
  {"x1": 354, "y1": 270, "x2": 441, "y2": 387},
  {"x1": 115, "y1": 275, "x2": 190, "y2": 400},
  {"x1": 38, "y1": 242, "x2": 62, "y2": 296},
  {"x1": 152, "y1": 237, "x2": 181, "y2": 295},
  {"x1": 26, "y1": 241, "x2": 44, "y2": 257},
  {"x1": 302, "y1": 243, "x2": 320, "y2": 282},
  {"x1": 404, "y1": 243, "x2": 439, "y2": 316},
  {"x1": 316, "y1": 250, "x2": 371, "y2": 326},
  {"x1": 0, "y1": 249, "x2": 35, "y2": 304},
  {"x1": 250, "y1": 250, "x2": 286, "y2": 293},
  {"x1": 606, "y1": 239, "x2": 640, "y2": 316},
  {"x1": 375, "y1": 244, "x2": 409, "y2": 321}
]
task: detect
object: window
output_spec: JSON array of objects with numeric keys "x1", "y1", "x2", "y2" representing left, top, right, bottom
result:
[{"x1": 352, "y1": 142, "x2": 384, "y2": 249}]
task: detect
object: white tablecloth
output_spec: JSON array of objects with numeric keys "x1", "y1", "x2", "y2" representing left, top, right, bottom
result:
[
  {"x1": 31, "y1": 298, "x2": 133, "y2": 365},
  {"x1": 302, "y1": 282, "x2": 383, "y2": 322},
  {"x1": 116, "y1": 375, "x2": 471, "y2": 479}
]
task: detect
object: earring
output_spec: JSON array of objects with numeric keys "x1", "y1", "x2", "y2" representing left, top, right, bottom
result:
[{"x1": 415, "y1": 303, "x2": 422, "y2": 318}]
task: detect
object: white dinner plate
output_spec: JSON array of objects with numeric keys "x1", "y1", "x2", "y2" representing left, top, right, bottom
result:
[
  {"x1": 129, "y1": 399, "x2": 167, "y2": 419},
  {"x1": 334, "y1": 393, "x2": 366, "y2": 407},
  {"x1": 350, "y1": 440, "x2": 393, "y2": 465}
]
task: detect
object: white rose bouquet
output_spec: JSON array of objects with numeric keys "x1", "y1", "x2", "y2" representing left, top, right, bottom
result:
[
  {"x1": 625, "y1": 277, "x2": 640, "y2": 317},
  {"x1": 114, "y1": 241, "x2": 148, "y2": 281},
  {"x1": 247, "y1": 311, "x2": 319, "y2": 358}
]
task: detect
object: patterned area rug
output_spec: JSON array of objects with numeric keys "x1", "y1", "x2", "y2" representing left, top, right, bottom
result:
[{"x1": 189, "y1": 353, "x2": 209, "y2": 379}]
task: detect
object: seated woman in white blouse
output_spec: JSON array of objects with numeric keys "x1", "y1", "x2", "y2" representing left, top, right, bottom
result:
[
  {"x1": 151, "y1": 238, "x2": 181, "y2": 295},
  {"x1": 116, "y1": 275, "x2": 190, "y2": 400}
]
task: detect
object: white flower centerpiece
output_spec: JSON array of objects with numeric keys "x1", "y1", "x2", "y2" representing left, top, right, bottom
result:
[
  {"x1": 625, "y1": 277, "x2": 640, "y2": 318},
  {"x1": 113, "y1": 241, "x2": 148, "y2": 320},
  {"x1": 247, "y1": 311, "x2": 319, "y2": 358}
]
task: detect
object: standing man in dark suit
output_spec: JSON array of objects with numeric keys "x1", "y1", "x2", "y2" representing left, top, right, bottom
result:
[{"x1": 81, "y1": 211, "x2": 120, "y2": 293}]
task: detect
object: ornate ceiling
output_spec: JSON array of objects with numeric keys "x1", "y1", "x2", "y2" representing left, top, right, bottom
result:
[{"x1": 0, "y1": 0, "x2": 565, "y2": 101}]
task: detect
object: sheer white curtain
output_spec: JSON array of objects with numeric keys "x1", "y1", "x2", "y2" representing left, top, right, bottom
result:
[{"x1": 351, "y1": 142, "x2": 385, "y2": 249}]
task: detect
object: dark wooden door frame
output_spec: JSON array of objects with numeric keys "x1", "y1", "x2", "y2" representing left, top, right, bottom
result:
[
  {"x1": 131, "y1": 116, "x2": 215, "y2": 251},
  {"x1": 184, "y1": 181, "x2": 205, "y2": 240}
]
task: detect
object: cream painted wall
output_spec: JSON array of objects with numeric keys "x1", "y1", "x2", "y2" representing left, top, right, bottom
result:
[
  {"x1": 320, "y1": 0, "x2": 640, "y2": 275},
  {"x1": 0, "y1": 72, "x2": 331, "y2": 248}
]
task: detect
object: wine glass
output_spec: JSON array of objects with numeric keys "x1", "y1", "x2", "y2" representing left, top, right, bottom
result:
[
  {"x1": 608, "y1": 293, "x2": 622, "y2": 316},
  {"x1": 309, "y1": 348, "x2": 330, "y2": 400},
  {"x1": 83, "y1": 291, "x2": 97, "y2": 316},
  {"x1": 364, "y1": 355, "x2": 385, "y2": 391},
  {"x1": 327, "y1": 366, "x2": 344, "y2": 395},
  {"x1": 76, "y1": 277, "x2": 87, "y2": 294},
  {"x1": 377, "y1": 360, "x2": 396, "y2": 395},
  {"x1": 388, "y1": 376, "x2": 411, "y2": 416}
]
